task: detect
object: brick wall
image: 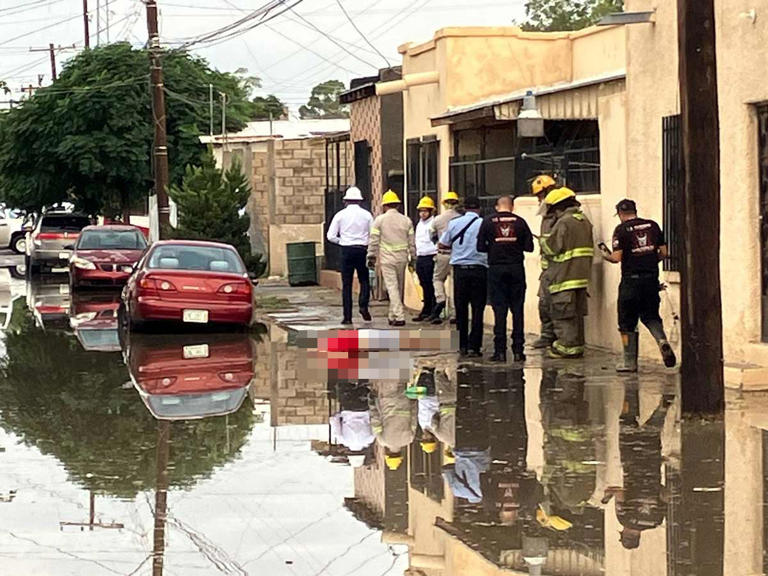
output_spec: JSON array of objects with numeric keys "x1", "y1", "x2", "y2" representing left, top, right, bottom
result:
[
  {"x1": 350, "y1": 96, "x2": 384, "y2": 212},
  {"x1": 272, "y1": 138, "x2": 326, "y2": 226}
]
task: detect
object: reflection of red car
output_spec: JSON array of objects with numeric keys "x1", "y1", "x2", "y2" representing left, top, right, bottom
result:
[
  {"x1": 70, "y1": 292, "x2": 122, "y2": 351},
  {"x1": 122, "y1": 240, "x2": 254, "y2": 328},
  {"x1": 127, "y1": 333, "x2": 254, "y2": 420},
  {"x1": 69, "y1": 225, "x2": 147, "y2": 289}
]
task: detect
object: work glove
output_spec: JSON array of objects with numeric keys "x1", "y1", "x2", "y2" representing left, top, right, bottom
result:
[{"x1": 407, "y1": 261, "x2": 415, "y2": 274}]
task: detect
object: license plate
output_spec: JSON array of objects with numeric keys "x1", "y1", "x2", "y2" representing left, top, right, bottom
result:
[
  {"x1": 59, "y1": 252, "x2": 69, "y2": 260},
  {"x1": 183, "y1": 309, "x2": 208, "y2": 323},
  {"x1": 59, "y1": 284, "x2": 70, "y2": 295},
  {"x1": 183, "y1": 344, "x2": 210, "y2": 359}
]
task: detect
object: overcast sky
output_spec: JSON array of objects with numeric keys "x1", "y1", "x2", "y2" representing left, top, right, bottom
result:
[{"x1": 0, "y1": 0, "x2": 527, "y2": 113}]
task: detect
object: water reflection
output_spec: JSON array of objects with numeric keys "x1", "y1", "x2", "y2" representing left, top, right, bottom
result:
[{"x1": 0, "y1": 277, "x2": 737, "y2": 575}]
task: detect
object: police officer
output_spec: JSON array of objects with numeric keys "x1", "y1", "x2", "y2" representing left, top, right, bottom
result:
[
  {"x1": 477, "y1": 195, "x2": 534, "y2": 363},
  {"x1": 602, "y1": 199, "x2": 677, "y2": 372},
  {"x1": 428, "y1": 191, "x2": 461, "y2": 324},
  {"x1": 540, "y1": 188, "x2": 594, "y2": 359},
  {"x1": 530, "y1": 175, "x2": 559, "y2": 348},
  {"x1": 368, "y1": 190, "x2": 416, "y2": 327}
]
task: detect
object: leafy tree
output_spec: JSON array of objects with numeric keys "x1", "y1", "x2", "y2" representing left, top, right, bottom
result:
[
  {"x1": 521, "y1": 0, "x2": 623, "y2": 31},
  {"x1": 249, "y1": 94, "x2": 286, "y2": 120},
  {"x1": 299, "y1": 79, "x2": 349, "y2": 119},
  {"x1": 0, "y1": 301, "x2": 256, "y2": 498},
  {"x1": 169, "y1": 150, "x2": 266, "y2": 275},
  {"x1": 0, "y1": 43, "x2": 253, "y2": 216}
]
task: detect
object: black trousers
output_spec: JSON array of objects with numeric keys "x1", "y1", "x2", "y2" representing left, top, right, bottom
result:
[
  {"x1": 416, "y1": 255, "x2": 436, "y2": 315},
  {"x1": 488, "y1": 265, "x2": 526, "y2": 354},
  {"x1": 340, "y1": 245, "x2": 370, "y2": 321},
  {"x1": 453, "y1": 265, "x2": 488, "y2": 352},
  {"x1": 618, "y1": 276, "x2": 662, "y2": 333}
]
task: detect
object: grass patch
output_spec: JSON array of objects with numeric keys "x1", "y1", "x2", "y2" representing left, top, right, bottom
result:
[{"x1": 254, "y1": 295, "x2": 291, "y2": 310}]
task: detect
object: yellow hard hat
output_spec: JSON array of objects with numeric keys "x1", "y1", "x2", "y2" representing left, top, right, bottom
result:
[
  {"x1": 443, "y1": 447, "x2": 455, "y2": 466},
  {"x1": 382, "y1": 190, "x2": 401, "y2": 205},
  {"x1": 420, "y1": 440, "x2": 438, "y2": 454},
  {"x1": 443, "y1": 191, "x2": 460, "y2": 204},
  {"x1": 544, "y1": 187, "x2": 576, "y2": 206},
  {"x1": 385, "y1": 454, "x2": 403, "y2": 470},
  {"x1": 416, "y1": 196, "x2": 436, "y2": 210},
  {"x1": 532, "y1": 174, "x2": 556, "y2": 196}
]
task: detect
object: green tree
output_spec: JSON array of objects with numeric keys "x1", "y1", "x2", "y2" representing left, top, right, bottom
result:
[
  {"x1": 249, "y1": 94, "x2": 286, "y2": 120},
  {"x1": 299, "y1": 79, "x2": 349, "y2": 119},
  {"x1": 169, "y1": 150, "x2": 266, "y2": 275},
  {"x1": 521, "y1": 0, "x2": 623, "y2": 31},
  {"x1": 0, "y1": 43, "x2": 253, "y2": 216}
]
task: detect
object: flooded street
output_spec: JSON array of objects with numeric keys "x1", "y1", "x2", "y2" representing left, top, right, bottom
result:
[{"x1": 0, "y1": 271, "x2": 738, "y2": 575}]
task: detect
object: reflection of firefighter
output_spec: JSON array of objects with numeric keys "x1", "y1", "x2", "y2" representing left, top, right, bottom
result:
[
  {"x1": 328, "y1": 380, "x2": 374, "y2": 452},
  {"x1": 603, "y1": 388, "x2": 672, "y2": 549},
  {"x1": 370, "y1": 380, "x2": 417, "y2": 471},
  {"x1": 412, "y1": 360, "x2": 457, "y2": 452},
  {"x1": 540, "y1": 369, "x2": 604, "y2": 519}
]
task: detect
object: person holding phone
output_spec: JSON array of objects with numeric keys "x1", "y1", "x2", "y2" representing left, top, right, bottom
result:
[{"x1": 603, "y1": 199, "x2": 676, "y2": 372}]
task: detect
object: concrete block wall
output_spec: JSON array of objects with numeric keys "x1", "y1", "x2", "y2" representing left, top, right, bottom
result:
[
  {"x1": 272, "y1": 138, "x2": 326, "y2": 226},
  {"x1": 350, "y1": 96, "x2": 384, "y2": 211}
]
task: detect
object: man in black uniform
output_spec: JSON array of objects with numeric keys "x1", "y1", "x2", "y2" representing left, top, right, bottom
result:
[
  {"x1": 477, "y1": 195, "x2": 534, "y2": 363},
  {"x1": 602, "y1": 199, "x2": 676, "y2": 372}
]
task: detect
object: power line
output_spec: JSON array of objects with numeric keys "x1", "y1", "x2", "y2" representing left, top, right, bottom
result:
[
  {"x1": 0, "y1": 13, "x2": 82, "y2": 48},
  {"x1": 333, "y1": 0, "x2": 390, "y2": 68},
  {"x1": 263, "y1": 23, "x2": 363, "y2": 76}
]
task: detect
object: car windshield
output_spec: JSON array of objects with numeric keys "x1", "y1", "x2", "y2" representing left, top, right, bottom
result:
[
  {"x1": 77, "y1": 329, "x2": 121, "y2": 350},
  {"x1": 78, "y1": 229, "x2": 147, "y2": 250},
  {"x1": 147, "y1": 244, "x2": 245, "y2": 273},
  {"x1": 40, "y1": 215, "x2": 91, "y2": 232},
  {"x1": 146, "y1": 389, "x2": 247, "y2": 419}
]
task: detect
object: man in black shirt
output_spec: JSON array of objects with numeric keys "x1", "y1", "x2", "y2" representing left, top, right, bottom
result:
[
  {"x1": 477, "y1": 195, "x2": 534, "y2": 362},
  {"x1": 603, "y1": 199, "x2": 676, "y2": 372}
]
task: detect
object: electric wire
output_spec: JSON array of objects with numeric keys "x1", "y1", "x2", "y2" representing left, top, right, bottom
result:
[
  {"x1": 0, "y1": 12, "x2": 82, "y2": 47},
  {"x1": 333, "y1": 0, "x2": 390, "y2": 68}
]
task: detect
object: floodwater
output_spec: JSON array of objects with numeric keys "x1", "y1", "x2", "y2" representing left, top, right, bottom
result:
[{"x1": 0, "y1": 271, "x2": 745, "y2": 576}]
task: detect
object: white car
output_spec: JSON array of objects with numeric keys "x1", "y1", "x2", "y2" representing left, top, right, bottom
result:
[{"x1": 0, "y1": 208, "x2": 27, "y2": 254}]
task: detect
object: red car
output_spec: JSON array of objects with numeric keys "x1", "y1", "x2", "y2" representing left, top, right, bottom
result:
[
  {"x1": 69, "y1": 225, "x2": 147, "y2": 289},
  {"x1": 123, "y1": 240, "x2": 255, "y2": 329},
  {"x1": 126, "y1": 333, "x2": 254, "y2": 420}
]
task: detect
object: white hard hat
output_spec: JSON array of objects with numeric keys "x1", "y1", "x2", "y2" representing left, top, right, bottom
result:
[
  {"x1": 343, "y1": 187, "x2": 364, "y2": 201},
  {"x1": 348, "y1": 455, "x2": 365, "y2": 468}
]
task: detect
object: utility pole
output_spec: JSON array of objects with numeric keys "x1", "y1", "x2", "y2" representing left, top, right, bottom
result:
[
  {"x1": 29, "y1": 44, "x2": 76, "y2": 82},
  {"x1": 145, "y1": 0, "x2": 171, "y2": 235},
  {"x1": 153, "y1": 421, "x2": 170, "y2": 576},
  {"x1": 96, "y1": 0, "x2": 101, "y2": 46},
  {"x1": 82, "y1": 0, "x2": 90, "y2": 48},
  {"x1": 208, "y1": 83, "x2": 213, "y2": 136},
  {"x1": 677, "y1": 0, "x2": 724, "y2": 413},
  {"x1": 220, "y1": 91, "x2": 227, "y2": 147}
]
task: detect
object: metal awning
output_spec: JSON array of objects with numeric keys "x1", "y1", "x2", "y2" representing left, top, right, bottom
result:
[{"x1": 430, "y1": 70, "x2": 625, "y2": 127}]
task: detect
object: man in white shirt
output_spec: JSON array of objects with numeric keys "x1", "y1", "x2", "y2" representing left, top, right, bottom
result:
[
  {"x1": 326, "y1": 186, "x2": 374, "y2": 324},
  {"x1": 413, "y1": 196, "x2": 438, "y2": 322}
]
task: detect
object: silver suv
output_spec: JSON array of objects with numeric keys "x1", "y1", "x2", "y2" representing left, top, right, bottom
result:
[{"x1": 26, "y1": 212, "x2": 92, "y2": 275}]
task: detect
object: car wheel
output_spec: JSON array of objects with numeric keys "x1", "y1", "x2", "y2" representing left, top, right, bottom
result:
[
  {"x1": 11, "y1": 234, "x2": 26, "y2": 255},
  {"x1": 9, "y1": 265, "x2": 25, "y2": 280}
]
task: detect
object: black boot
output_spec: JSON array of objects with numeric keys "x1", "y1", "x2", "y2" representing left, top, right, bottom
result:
[
  {"x1": 616, "y1": 332, "x2": 639, "y2": 373},
  {"x1": 429, "y1": 302, "x2": 445, "y2": 324},
  {"x1": 645, "y1": 320, "x2": 677, "y2": 368},
  {"x1": 490, "y1": 349, "x2": 506, "y2": 362}
]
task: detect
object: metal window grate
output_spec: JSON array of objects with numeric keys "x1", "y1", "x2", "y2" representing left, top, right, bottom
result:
[
  {"x1": 662, "y1": 115, "x2": 683, "y2": 272},
  {"x1": 406, "y1": 140, "x2": 439, "y2": 225},
  {"x1": 758, "y1": 105, "x2": 768, "y2": 341}
]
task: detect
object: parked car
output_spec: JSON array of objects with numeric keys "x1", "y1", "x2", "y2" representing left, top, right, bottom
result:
[
  {"x1": 69, "y1": 291, "x2": 123, "y2": 352},
  {"x1": 122, "y1": 240, "x2": 255, "y2": 329},
  {"x1": 25, "y1": 278, "x2": 71, "y2": 331},
  {"x1": 69, "y1": 225, "x2": 147, "y2": 289},
  {"x1": 0, "y1": 208, "x2": 27, "y2": 254},
  {"x1": 125, "y1": 332, "x2": 254, "y2": 420},
  {"x1": 26, "y1": 212, "x2": 92, "y2": 275}
]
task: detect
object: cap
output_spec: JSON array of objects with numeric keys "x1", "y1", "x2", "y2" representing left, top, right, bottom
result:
[
  {"x1": 464, "y1": 196, "x2": 481, "y2": 209},
  {"x1": 615, "y1": 199, "x2": 637, "y2": 214}
]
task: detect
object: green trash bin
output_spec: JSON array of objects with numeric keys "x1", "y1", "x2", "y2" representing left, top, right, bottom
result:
[{"x1": 286, "y1": 241, "x2": 317, "y2": 286}]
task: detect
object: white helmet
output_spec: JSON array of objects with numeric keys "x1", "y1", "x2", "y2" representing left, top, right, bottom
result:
[
  {"x1": 348, "y1": 455, "x2": 365, "y2": 468},
  {"x1": 343, "y1": 186, "x2": 364, "y2": 201}
]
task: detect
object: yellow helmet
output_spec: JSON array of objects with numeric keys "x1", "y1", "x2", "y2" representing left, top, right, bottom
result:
[
  {"x1": 416, "y1": 196, "x2": 436, "y2": 210},
  {"x1": 443, "y1": 191, "x2": 460, "y2": 204},
  {"x1": 544, "y1": 187, "x2": 576, "y2": 206},
  {"x1": 420, "y1": 440, "x2": 438, "y2": 454},
  {"x1": 443, "y1": 447, "x2": 455, "y2": 466},
  {"x1": 385, "y1": 454, "x2": 403, "y2": 470},
  {"x1": 382, "y1": 190, "x2": 401, "y2": 205},
  {"x1": 531, "y1": 174, "x2": 556, "y2": 196}
]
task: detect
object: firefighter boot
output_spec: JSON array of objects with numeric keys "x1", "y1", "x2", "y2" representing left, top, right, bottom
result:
[
  {"x1": 646, "y1": 320, "x2": 677, "y2": 368},
  {"x1": 616, "y1": 332, "x2": 639, "y2": 373},
  {"x1": 428, "y1": 302, "x2": 445, "y2": 325}
]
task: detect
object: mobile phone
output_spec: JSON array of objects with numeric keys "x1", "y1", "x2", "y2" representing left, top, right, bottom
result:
[{"x1": 598, "y1": 242, "x2": 611, "y2": 255}]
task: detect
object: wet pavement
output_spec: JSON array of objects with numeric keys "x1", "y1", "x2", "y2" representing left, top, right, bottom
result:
[{"x1": 0, "y1": 273, "x2": 746, "y2": 575}]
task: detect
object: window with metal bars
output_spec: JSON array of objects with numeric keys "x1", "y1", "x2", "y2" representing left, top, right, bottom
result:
[
  {"x1": 406, "y1": 138, "x2": 439, "y2": 224},
  {"x1": 662, "y1": 115, "x2": 683, "y2": 272}
]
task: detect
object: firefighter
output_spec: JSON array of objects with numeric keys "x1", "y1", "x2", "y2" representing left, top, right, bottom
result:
[
  {"x1": 369, "y1": 380, "x2": 417, "y2": 471},
  {"x1": 602, "y1": 199, "x2": 677, "y2": 371},
  {"x1": 428, "y1": 191, "x2": 461, "y2": 324},
  {"x1": 530, "y1": 175, "x2": 559, "y2": 348},
  {"x1": 413, "y1": 196, "x2": 438, "y2": 322},
  {"x1": 540, "y1": 187, "x2": 594, "y2": 359},
  {"x1": 367, "y1": 190, "x2": 416, "y2": 327}
]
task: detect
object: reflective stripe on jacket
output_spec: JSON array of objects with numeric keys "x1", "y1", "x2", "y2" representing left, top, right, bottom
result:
[
  {"x1": 540, "y1": 206, "x2": 594, "y2": 294},
  {"x1": 368, "y1": 209, "x2": 416, "y2": 261}
]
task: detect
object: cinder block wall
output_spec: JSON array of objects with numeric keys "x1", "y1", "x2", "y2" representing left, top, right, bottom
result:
[
  {"x1": 272, "y1": 138, "x2": 326, "y2": 226},
  {"x1": 350, "y1": 96, "x2": 384, "y2": 211}
]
